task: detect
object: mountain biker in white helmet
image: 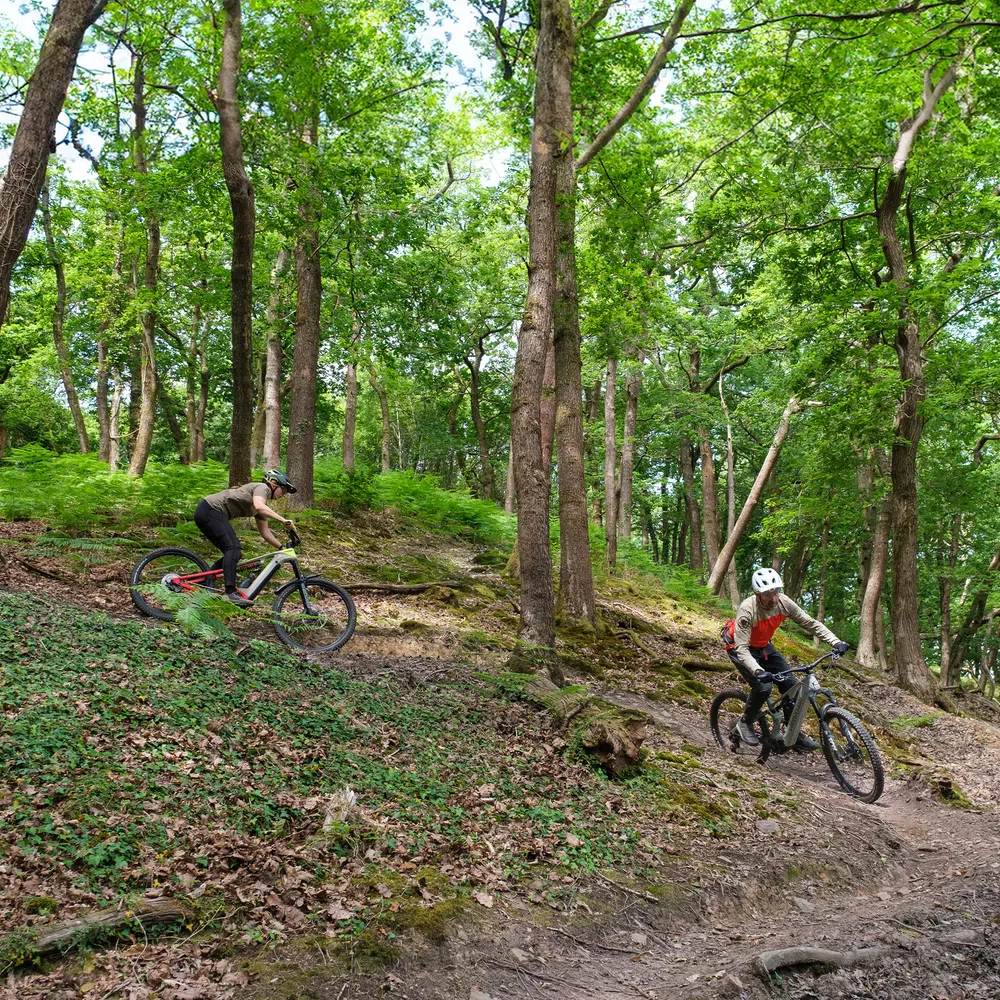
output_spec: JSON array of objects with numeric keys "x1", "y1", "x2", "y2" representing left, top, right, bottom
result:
[{"x1": 721, "y1": 567, "x2": 850, "y2": 750}]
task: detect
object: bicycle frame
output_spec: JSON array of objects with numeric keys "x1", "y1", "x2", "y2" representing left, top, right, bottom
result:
[
  {"x1": 763, "y1": 652, "x2": 838, "y2": 751},
  {"x1": 168, "y1": 547, "x2": 313, "y2": 608}
]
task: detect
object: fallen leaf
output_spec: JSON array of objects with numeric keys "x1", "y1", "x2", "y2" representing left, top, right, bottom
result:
[{"x1": 473, "y1": 891, "x2": 494, "y2": 908}]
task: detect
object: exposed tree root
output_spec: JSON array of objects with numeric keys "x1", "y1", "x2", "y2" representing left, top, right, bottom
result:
[
  {"x1": 343, "y1": 580, "x2": 463, "y2": 594},
  {"x1": 754, "y1": 944, "x2": 888, "y2": 977}
]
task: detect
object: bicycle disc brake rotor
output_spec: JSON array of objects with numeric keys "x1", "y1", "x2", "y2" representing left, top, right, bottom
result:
[{"x1": 160, "y1": 573, "x2": 184, "y2": 592}]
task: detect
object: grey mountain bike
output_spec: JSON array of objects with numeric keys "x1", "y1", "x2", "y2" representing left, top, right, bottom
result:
[
  {"x1": 709, "y1": 650, "x2": 884, "y2": 803},
  {"x1": 129, "y1": 528, "x2": 356, "y2": 653}
]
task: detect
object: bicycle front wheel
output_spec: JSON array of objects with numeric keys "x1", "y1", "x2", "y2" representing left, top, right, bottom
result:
[
  {"x1": 272, "y1": 579, "x2": 356, "y2": 652},
  {"x1": 129, "y1": 547, "x2": 212, "y2": 620},
  {"x1": 820, "y1": 706, "x2": 884, "y2": 803},
  {"x1": 709, "y1": 689, "x2": 771, "y2": 764}
]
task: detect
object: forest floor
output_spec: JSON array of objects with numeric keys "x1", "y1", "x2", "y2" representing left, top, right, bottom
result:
[{"x1": 0, "y1": 512, "x2": 997, "y2": 1000}]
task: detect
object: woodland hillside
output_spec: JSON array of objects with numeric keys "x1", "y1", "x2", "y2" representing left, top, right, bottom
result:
[
  {"x1": 0, "y1": 495, "x2": 998, "y2": 998},
  {"x1": 1, "y1": 0, "x2": 1000, "y2": 995}
]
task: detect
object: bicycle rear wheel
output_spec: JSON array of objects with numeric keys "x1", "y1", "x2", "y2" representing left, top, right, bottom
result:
[
  {"x1": 709, "y1": 689, "x2": 771, "y2": 764},
  {"x1": 820, "y1": 706, "x2": 884, "y2": 803},
  {"x1": 272, "y1": 578, "x2": 356, "y2": 652},
  {"x1": 129, "y1": 547, "x2": 213, "y2": 620}
]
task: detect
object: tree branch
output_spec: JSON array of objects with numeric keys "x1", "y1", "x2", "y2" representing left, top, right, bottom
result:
[{"x1": 576, "y1": 0, "x2": 695, "y2": 172}]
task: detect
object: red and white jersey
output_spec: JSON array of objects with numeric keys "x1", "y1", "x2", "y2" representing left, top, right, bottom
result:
[{"x1": 729, "y1": 593, "x2": 839, "y2": 676}]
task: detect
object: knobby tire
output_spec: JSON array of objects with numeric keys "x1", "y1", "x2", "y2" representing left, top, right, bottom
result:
[
  {"x1": 820, "y1": 705, "x2": 884, "y2": 803},
  {"x1": 129, "y1": 547, "x2": 210, "y2": 621}
]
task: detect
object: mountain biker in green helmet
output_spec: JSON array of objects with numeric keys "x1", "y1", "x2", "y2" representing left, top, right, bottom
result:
[{"x1": 194, "y1": 470, "x2": 297, "y2": 607}]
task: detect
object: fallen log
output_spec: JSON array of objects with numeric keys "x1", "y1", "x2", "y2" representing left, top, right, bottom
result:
[
  {"x1": 754, "y1": 944, "x2": 887, "y2": 978},
  {"x1": 3, "y1": 897, "x2": 189, "y2": 966},
  {"x1": 342, "y1": 580, "x2": 463, "y2": 594}
]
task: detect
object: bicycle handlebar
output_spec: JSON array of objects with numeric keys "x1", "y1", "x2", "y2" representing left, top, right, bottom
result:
[{"x1": 773, "y1": 649, "x2": 840, "y2": 676}]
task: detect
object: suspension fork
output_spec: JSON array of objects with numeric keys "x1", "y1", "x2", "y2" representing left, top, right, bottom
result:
[{"x1": 291, "y1": 560, "x2": 315, "y2": 613}]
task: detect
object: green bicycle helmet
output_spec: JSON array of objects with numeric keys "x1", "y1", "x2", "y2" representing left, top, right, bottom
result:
[{"x1": 263, "y1": 469, "x2": 297, "y2": 494}]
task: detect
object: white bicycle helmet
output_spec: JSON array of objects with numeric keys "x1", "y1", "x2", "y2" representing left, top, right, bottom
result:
[{"x1": 751, "y1": 567, "x2": 783, "y2": 594}]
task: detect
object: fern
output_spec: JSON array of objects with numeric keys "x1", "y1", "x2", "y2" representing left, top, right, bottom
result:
[{"x1": 148, "y1": 585, "x2": 237, "y2": 641}]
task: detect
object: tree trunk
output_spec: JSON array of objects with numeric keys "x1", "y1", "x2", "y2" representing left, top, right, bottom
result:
[
  {"x1": 719, "y1": 378, "x2": 740, "y2": 607},
  {"x1": 0, "y1": 0, "x2": 106, "y2": 330},
  {"x1": 603, "y1": 358, "x2": 618, "y2": 568},
  {"x1": 262, "y1": 248, "x2": 290, "y2": 470},
  {"x1": 286, "y1": 116, "x2": 321, "y2": 509},
  {"x1": 41, "y1": 184, "x2": 88, "y2": 453},
  {"x1": 708, "y1": 397, "x2": 801, "y2": 593},
  {"x1": 467, "y1": 342, "x2": 495, "y2": 499},
  {"x1": 369, "y1": 370, "x2": 391, "y2": 472},
  {"x1": 161, "y1": 396, "x2": 188, "y2": 463},
  {"x1": 948, "y1": 547, "x2": 1000, "y2": 682},
  {"x1": 678, "y1": 436, "x2": 703, "y2": 575},
  {"x1": 878, "y1": 62, "x2": 961, "y2": 700},
  {"x1": 814, "y1": 516, "x2": 830, "y2": 645},
  {"x1": 552, "y1": 82, "x2": 595, "y2": 625},
  {"x1": 509, "y1": 0, "x2": 562, "y2": 675},
  {"x1": 96, "y1": 339, "x2": 111, "y2": 460},
  {"x1": 504, "y1": 442, "x2": 515, "y2": 514},
  {"x1": 939, "y1": 514, "x2": 961, "y2": 679},
  {"x1": 215, "y1": 0, "x2": 255, "y2": 485},
  {"x1": 540, "y1": 340, "x2": 556, "y2": 482},
  {"x1": 586, "y1": 377, "x2": 602, "y2": 523},
  {"x1": 128, "y1": 56, "x2": 158, "y2": 478},
  {"x1": 697, "y1": 427, "x2": 721, "y2": 574},
  {"x1": 617, "y1": 366, "x2": 639, "y2": 540},
  {"x1": 108, "y1": 369, "x2": 122, "y2": 471},
  {"x1": 343, "y1": 362, "x2": 357, "y2": 471}
]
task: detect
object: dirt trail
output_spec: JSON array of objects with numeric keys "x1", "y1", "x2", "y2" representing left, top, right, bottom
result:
[{"x1": 231, "y1": 654, "x2": 1000, "y2": 1000}]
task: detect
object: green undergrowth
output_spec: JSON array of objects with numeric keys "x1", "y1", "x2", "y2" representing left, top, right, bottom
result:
[
  {"x1": 0, "y1": 590, "x2": 755, "y2": 954},
  {"x1": 0, "y1": 447, "x2": 512, "y2": 547}
]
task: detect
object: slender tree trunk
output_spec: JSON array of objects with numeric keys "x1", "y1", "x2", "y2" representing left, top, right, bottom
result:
[
  {"x1": 509, "y1": 0, "x2": 561, "y2": 675},
  {"x1": 939, "y1": 514, "x2": 961, "y2": 679},
  {"x1": 0, "y1": 0, "x2": 107, "y2": 330},
  {"x1": 263, "y1": 248, "x2": 290, "y2": 470},
  {"x1": 41, "y1": 184, "x2": 88, "y2": 452},
  {"x1": 467, "y1": 344, "x2": 495, "y2": 500},
  {"x1": 128, "y1": 56, "x2": 159, "y2": 478},
  {"x1": 369, "y1": 370, "x2": 391, "y2": 472},
  {"x1": 814, "y1": 516, "x2": 830, "y2": 645},
  {"x1": 108, "y1": 370, "x2": 122, "y2": 471},
  {"x1": 196, "y1": 328, "x2": 208, "y2": 462},
  {"x1": 586, "y1": 377, "x2": 602, "y2": 522},
  {"x1": 698, "y1": 428, "x2": 721, "y2": 574},
  {"x1": 878, "y1": 62, "x2": 962, "y2": 699},
  {"x1": 678, "y1": 436, "x2": 703, "y2": 575},
  {"x1": 603, "y1": 358, "x2": 618, "y2": 568},
  {"x1": 505, "y1": 442, "x2": 515, "y2": 514},
  {"x1": 161, "y1": 396, "x2": 188, "y2": 463},
  {"x1": 708, "y1": 397, "x2": 802, "y2": 593},
  {"x1": 617, "y1": 367, "x2": 639, "y2": 539},
  {"x1": 215, "y1": 0, "x2": 255, "y2": 485},
  {"x1": 719, "y1": 379, "x2": 740, "y2": 606},
  {"x1": 286, "y1": 116, "x2": 321, "y2": 509},
  {"x1": 97, "y1": 339, "x2": 111, "y2": 461},
  {"x1": 540, "y1": 340, "x2": 556, "y2": 482},
  {"x1": 552, "y1": 76, "x2": 596, "y2": 624},
  {"x1": 857, "y1": 494, "x2": 892, "y2": 667},
  {"x1": 948, "y1": 547, "x2": 1000, "y2": 681},
  {"x1": 343, "y1": 362, "x2": 358, "y2": 471}
]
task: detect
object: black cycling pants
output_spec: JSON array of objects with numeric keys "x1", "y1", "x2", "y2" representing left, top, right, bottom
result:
[
  {"x1": 727, "y1": 643, "x2": 796, "y2": 724},
  {"x1": 194, "y1": 499, "x2": 241, "y2": 591}
]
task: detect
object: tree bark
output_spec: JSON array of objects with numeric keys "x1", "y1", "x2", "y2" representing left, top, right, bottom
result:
[
  {"x1": 343, "y1": 362, "x2": 357, "y2": 471},
  {"x1": 369, "y1": 370, "x2": 391, "y2": 472},
  {"x1": 719, "y1": 377, "x2": 739, "y2": 606},
  {"x1": 504, "y1": 442, "x2": 516, "y2": 514},
  {"x1": 108, "y1": 370, "x2": 122, "y2": 471},
  {"x1": 698, "y1": 427, "x2": 721, "y2": 574},
  {"x1": 939, "y1": 514, "x2": 961, "y2": 679},
  {"x1": 603, "y1": 358, "x2": 618, "y2": 568},
  {"x1": 128, "y1": 55, "x2": 159, "y2": 478},
  {"x1": 40, "y1": 184, "x2": 88, "y2": 453},
  {"x1": 617, "y1": 366, "x2": 640, "y2": 540},
  {"x1": 161, "y1": 396, "x2": 188, "y2": 463},
  {"x1": 0, "y1": 0, "x2": 106, "y2": 330},
  {"x1": 678, "y1": 436, "x2": 703, "y2": 575},
  {"x1": 948, "y1": 547, "x2": 1000, "y2": 682},
  {"x1": 286, "y1": 117, "x2": 321, "y2": 509},
  {"x1": 857, "y1": 451, "x2": 891, "y2": 668},
  {"x1": 708, "y1": 398, "x2": 801, "y2": 593},
  {"x1": 215, "y1": 0, "x2": 255, "y2": 485},
  {"x1": 262, "y1": 248, "x2": 290, "y2": 470},
  {"x1": 467, "y1": 339, "x2": 495, "y2": 499},
  {"x1": 509, "y1": 0, "x2": 562, "y2": 676},
  {"x1": 552, "y1": 74, "x2": 596, "y2": 625},
  {"x1": 96, "y1": 339, "x2": 111, "y2": 460},
  {"x1": 814, "y1": 515, "x2": 830, "y2": 645},
  {"x1": 878, "y1": 62, "x2": 962, "y2": 700}
]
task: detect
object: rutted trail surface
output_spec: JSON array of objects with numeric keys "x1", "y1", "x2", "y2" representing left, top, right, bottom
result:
[{"x1": 0, "y1": 520, "x2": 998, "y2": 1000}]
